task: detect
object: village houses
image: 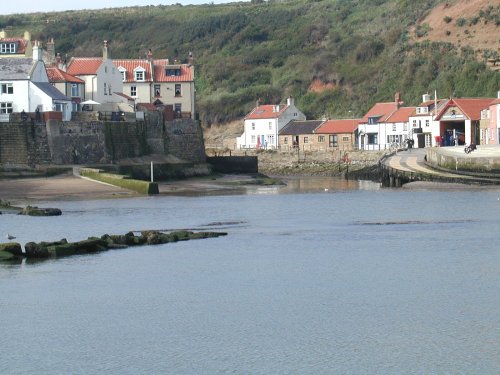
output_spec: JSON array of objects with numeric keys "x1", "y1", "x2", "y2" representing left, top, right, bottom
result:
[{"x1": 237, "y1": 97, "x2": 305, "y2": 149}]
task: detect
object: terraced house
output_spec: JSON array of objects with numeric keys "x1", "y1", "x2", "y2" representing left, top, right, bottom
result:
[{"x1": 113, "y1": 50, "x2": 195, "y2": 119}]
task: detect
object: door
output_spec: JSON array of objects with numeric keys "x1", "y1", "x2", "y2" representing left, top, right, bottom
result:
[{"x1": 417, "y1": 134, "x2": 425, "y2": 148}]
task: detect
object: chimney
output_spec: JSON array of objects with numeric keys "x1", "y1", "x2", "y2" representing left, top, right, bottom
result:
[
  {"x1": 497, "y1": 91, "x2": 500, "y2": 99},
  {"x1": 422, "y1": 93, "x2": 431, "y2": 103},
  {"x1": 147, "y1": 49, "x2": 153, "y2": 62},
  {"x1": 32, "y1": 41, "x2": 43, "y2": 61},
  {"x1": 24, "y1": 31, "x2": 31, "y2": 41},
  {"x1": 46, "y1": 38, "x2": 55, "y2": 64},
  {"x1": 0, "y1": 30, "x2": 6, "y2": 38},
  {"x1": 256, "y1": 98, "x2": 261, "y2": 108},
  {"x1": 287, "y1": 96, "x2": 294, "y2": 106},
  {"x1": 394, "y1": 92, "x2": 401, "y2": 104},
  {"x1": 102, "y1": 40, "x2": 109, "y2": 60},
  {"x1": 188, "y1": 51, "x2": 194, "y2": 66}
]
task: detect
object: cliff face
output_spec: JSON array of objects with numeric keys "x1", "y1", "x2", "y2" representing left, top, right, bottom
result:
[{"x1": 0, "y1": 112, "x2": 206, "y2": 167}]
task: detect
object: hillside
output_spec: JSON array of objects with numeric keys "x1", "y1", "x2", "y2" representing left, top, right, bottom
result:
[{"x1": 1, "y1": 0, "x2": 498, "y2": 126}]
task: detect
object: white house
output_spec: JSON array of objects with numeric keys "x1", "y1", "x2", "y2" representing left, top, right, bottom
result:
[
  {"x1": 66, "y1": 41, "x2": 123, "y2": 107},
  {"x1": 237, "y1": 97, "x2": 306, "y2": 149},
  {"x1": 0, "y1": 44, "x2": 71, "y2": 122},
  {"x1": 357, "y1": 97, "x2": 399, "y2": 151},
  {"x1": 46, "y1": 66, "x2": 85, "y2": 113}
]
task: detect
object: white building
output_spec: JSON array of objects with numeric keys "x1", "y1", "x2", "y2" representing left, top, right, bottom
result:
[
  {"x1": 237, "y1": 97, "x2": 306, "y2": 149},
  {"x1": 0, "y1": 43, "x2": 71, "y2": 122}
]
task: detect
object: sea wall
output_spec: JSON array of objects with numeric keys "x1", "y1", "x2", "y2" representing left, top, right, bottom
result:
[{"x1": 0, "y1": 112, "x2": 206, "y2": 166}]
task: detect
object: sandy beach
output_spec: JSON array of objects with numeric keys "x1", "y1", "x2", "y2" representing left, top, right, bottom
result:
[{"x1": 0, "y1": 173, "x2": 138, "y2": 204}]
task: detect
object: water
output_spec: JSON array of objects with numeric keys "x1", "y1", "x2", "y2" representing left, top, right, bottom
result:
[{"x1": 1, "y1": 178, "x2": 499, "y2": 374}]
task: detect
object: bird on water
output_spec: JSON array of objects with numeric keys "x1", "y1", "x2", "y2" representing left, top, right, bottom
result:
[{"x1": 6, "y1": 234, "x2": 16, "y2": 240}]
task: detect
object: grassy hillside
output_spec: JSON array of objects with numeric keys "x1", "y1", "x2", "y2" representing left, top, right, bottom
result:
[{"x1": 1, "y1": 0, "x2": 498, "y2": 125}]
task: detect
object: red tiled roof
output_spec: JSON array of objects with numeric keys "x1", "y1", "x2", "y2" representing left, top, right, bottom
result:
[
  {"x1": 489, "y1": 98, "x2": 500, "y2": 105},
  {"x1": 67, "y1": 57, "x2": 103, "y2": 75},
  {"x1": 385, "y1": 107, "x2": 415, "y2": 123},
  {"x1": 245, "y1": 104, "x2": 289, "y2": 120},
  {"x1": 316, "y1": 119, "x2": 360, "y2": 134},
  {"x1": 46, "y1": 67, "x2": 84, "y2": 83},
  {"x1": 152, "y1": 60, "x2": 194, "y2": 82},
  {"x1": 436, "y1": 98, "x2": 495, "y2": 121},
  {"x1": 113, "y1": 59, "x2": 153, "y2": 82},
  {"x1": 360, "y1": 102, "x2": 398, "y2": 123},
  {"x1": 114, "y1": 92, "x2": 134, "y2": 100},
  {"x1": 0, "y1": 38, "x2": 27, "y2": 54}
]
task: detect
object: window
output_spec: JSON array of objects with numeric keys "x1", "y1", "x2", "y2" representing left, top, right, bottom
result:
[
  {"x1": 120, "y1": 70, "x2": 126, "y2": 81},
  {"x1": 175, "y1": 84, "x2": 181, "y2": 97},
  {"x1": 284, "y1": 137, "x2": 288, "y2": 144},
  {"x1": 392, "y1": 124, "x2": 396, "y2": 131},
  {"x1": 104, "y1": 83, "x2": 107, "y2": 95},
  {"x1": 367, "y1": 133, "x2": 378, "y2": 145},
  {"x1": 54, "y1": 103, "x2": 64, "y2": 112},
  {"x1": 154, "y1": 84, "x2": 161, "y2": 97},
  {"x1": 175, "y1": 103, "x2": 182, "y2": 113},
  {"x1": 109, "y1": 84, "x2": 112, "y2": 96},
  {"x1": 368, "y1": 116, "x2": 381, "y2": 125},
  {"x1": 416, "y1": 108, "x2": 421, "y2": 114},
  {"x1": 70, "y1": 84, "x2": 79, "y2": 97},
  {"x1": 425, "y1": 119, "x2": 429, "y2": 127},
  {"x1": 131, "y1": 86, "x2": 137, "y2": 97},
  {"x1": 342, "y1": 136, "x2": 349, "y2": 142},
  {"x1": 304, "y1": 136, "x2": 309, "y2": 144},
  {"x1": 0, "y1": 102, "x2": 13, "y2": 113},
  {"x1": 318, "y1": 135, "x2": 325, "y2": 143},
  {"x1": 1, "y1": 83, "x2": 13, "y2": 94},
  {"x1": 269, "y1": 122, "x2": 272, "y2": 130},
  {"x1": 251, "y1": 123, "x2": 255, "y2": 131},
  {"x1": 267, "y1": 135, "x2": 275, "y2": 145},
  {"x1": 251, "y1": 135, "x2": 256, "y2": 143},
  {"x1": 403, "y1": 123, "x2": 408, "y2": 131},
  {"x1": 166, "y1": 68, "x2": 181, "y2": 76},
  {"x1": 329, "y1": 134, "x2": 338, "y2": 147},
  {"x1": 0, "y1": 43, "x2": 16, "y2": 54},
  {"x1": 412, "y1": 119, "x2": 417, "y2": 127},
  {"x1": 135, "y1": 69, "x2": 145, "y2": 81}
]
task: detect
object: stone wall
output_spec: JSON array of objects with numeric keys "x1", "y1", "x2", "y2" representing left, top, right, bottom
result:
[{"x1": 0, "y1": 113, "x2": 206, "y2": 166}]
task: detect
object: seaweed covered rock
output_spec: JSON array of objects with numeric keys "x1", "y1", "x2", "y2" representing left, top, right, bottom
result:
[
  {"x1": 19, "y1": 206, "x2": 62, "y2": 216},
  {"x1": 0, "y1": 242, "x2": 23, "y2": 259}
]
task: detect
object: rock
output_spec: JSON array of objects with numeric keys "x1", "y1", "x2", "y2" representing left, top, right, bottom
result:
[
  {"x1": 47, "y1": 238, "x2": 109, "y2": 257},
  {"x1": 0, "y1": 242, "x2": 23, "y2": 259},
  {"x1": 18, "y1": 206, "x2": 62, "y2": 216},
  {"x1": 25, "y1": 242, "x2": 50, "y2": 258}
]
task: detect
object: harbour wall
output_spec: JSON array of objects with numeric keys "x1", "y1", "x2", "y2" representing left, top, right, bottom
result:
[{"x1": 0, "y1": 112, "x2": 206, "y2": 167}]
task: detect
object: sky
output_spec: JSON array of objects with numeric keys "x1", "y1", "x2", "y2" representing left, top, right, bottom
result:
[{"x1": 3, "y1": 0, "x2": 241, "y2": 15}]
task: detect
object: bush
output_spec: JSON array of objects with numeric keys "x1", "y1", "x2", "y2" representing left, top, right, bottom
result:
[
  {"x1": 456, "y1": 18, "x2": 466, "y2": 27},
  {"x1": 443, "y1": 16, "x2": 452, "y2": 23}
]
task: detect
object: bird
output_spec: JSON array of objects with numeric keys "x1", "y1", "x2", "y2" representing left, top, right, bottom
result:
[
  {"x1": 324, "y1": 188, "x2": 329, "y2": 192},
  {"x1": 6, "y1": 234, "x2": 16, "y2": 240}
]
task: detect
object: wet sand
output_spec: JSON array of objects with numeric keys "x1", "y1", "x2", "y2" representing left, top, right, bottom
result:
[{"x1": 0, "y1": 174, "x2": 138, "y2": 204}]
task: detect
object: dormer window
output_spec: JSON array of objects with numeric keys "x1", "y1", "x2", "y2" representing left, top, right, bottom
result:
[
  {"x1": 118, "y1": 67, "x2": 127, "y2": 82},
  {"x1": 134, "y1": 67, "x2": 146, "y2": 82},
  {"x1": 0, "y1": 43, "x2": 17, "y2": 54},
  {"x1": 165, "y1": 67, "x2": 181, "y2": 76},
  {"x1": 417, "y1": 107, "x2": 428, "y2": 114},
  {"x1": 368, "y1": 116, "x2": 381, "y2": 125}
]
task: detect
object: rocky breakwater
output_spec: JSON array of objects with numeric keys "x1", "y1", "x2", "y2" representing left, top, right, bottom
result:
[{"x1": 0, "y1": 230, "x2": 227, "y2": 261}]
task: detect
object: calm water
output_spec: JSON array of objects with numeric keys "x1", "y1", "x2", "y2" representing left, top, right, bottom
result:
[{"x1": 1, "y1": 178, "x2": 499, "y2": 374}]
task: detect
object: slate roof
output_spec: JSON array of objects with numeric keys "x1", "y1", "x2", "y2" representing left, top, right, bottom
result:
[
  {"x1": 46, "y1": 66, "x2": 84, "y2": 83},
  {"x1": 279, "y1": 120, "x2": 323, "y2": 135},
  {"x1": 316, "y1": 119, "x2": 360, "y2": 134},
  {"x1": 33, "y1": 82, "x2": 71, "y2": 101},
  {"x1": 0, "y1": 58, "x2": 34, "y2": 80},
  {"x1": 67, "y1": 57, "x2": 103, "y2": 75},
  {"x1": 245, "y1": 104, "x2": 289, "y2": 120}
]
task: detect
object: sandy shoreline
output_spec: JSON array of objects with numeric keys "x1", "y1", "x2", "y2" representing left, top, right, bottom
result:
[{"x1": 2, "y1": 173, "x2": 498, "y2": 206}]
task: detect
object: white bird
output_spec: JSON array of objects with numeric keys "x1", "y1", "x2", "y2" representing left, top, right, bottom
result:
[
  {"x1": 6, "y1": 234, "x2": 16, "y2": 240},
  {"x1": 324, "y1": 188, "x2": 329, "y2": 192}
]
